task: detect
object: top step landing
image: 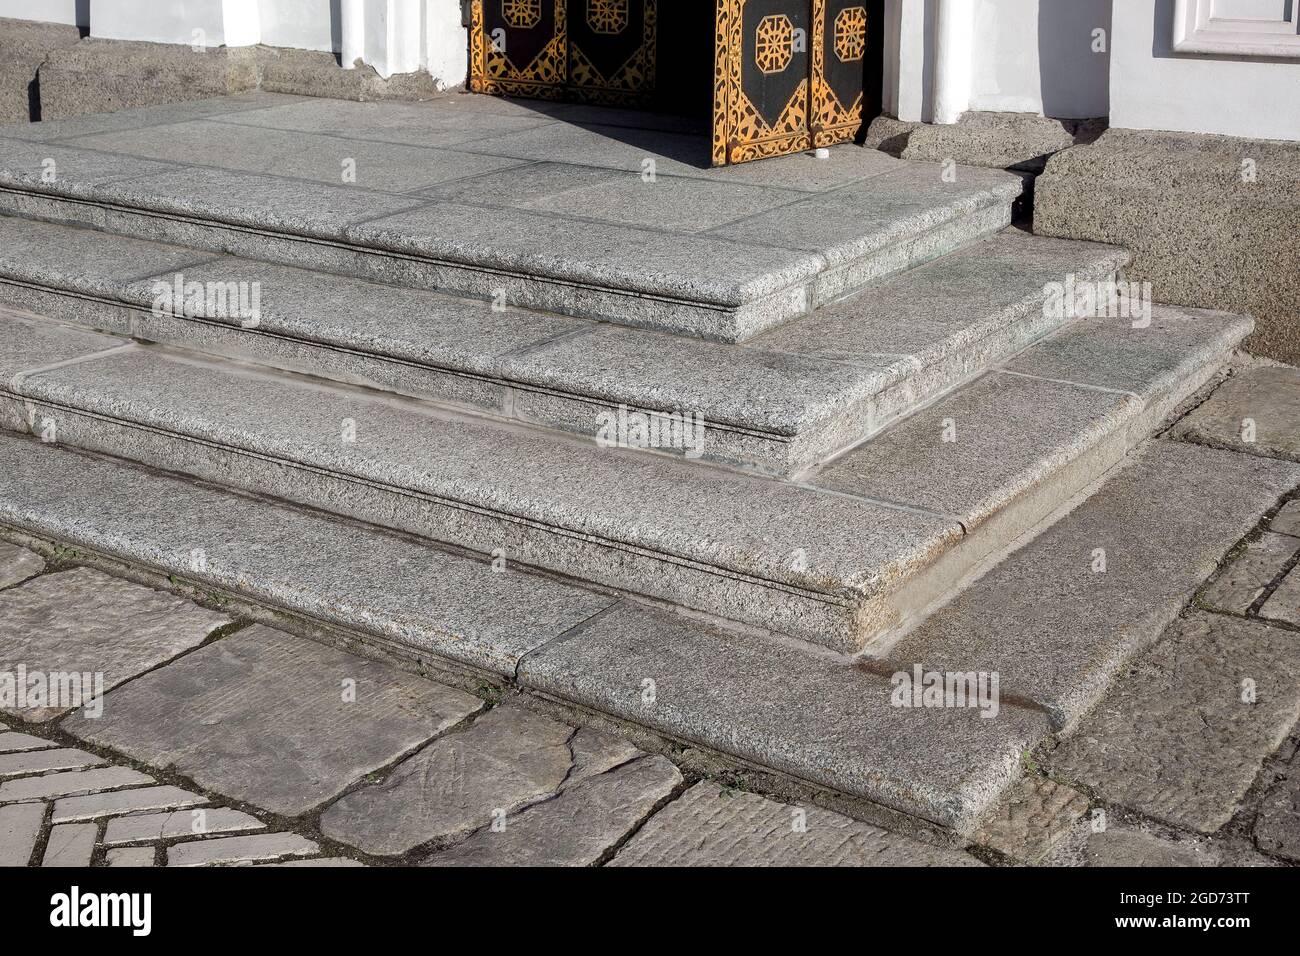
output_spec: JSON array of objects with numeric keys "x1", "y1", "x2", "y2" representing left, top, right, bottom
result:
[{"x1": 0, "y1": 93, "x2": 1023, "y2": 343}]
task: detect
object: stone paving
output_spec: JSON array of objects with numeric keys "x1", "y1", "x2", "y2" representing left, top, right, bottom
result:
[{"x1": 1, "y1": 364, "x2": 1299, "y2": 867}]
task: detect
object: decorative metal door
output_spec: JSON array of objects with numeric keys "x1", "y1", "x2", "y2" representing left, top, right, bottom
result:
[
  {"x1": 712, "y1": 0, "x2": 869, "y2": 165},
  {"x1": 468, "y1": 1, "x2": 870, "y2": 166},
  {"x1": 470, "y1": 0, "x2": 567, "y2": 100},
  {"x1": 469, "y1": 1, "x2": 656, "y2": 104}
]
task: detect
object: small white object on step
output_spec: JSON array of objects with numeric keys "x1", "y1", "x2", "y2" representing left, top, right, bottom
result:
[{"x1": 814, "y1": 148, "x2": 831, "y2": 159}]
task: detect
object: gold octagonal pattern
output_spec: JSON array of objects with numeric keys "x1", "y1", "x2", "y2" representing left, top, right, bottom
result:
[
  {"x1": 755, "y1": 14, "x2": 794, "y2": 74},
  {"x1": 834, "y1": 6, "x2": 866, "y2": 63}
]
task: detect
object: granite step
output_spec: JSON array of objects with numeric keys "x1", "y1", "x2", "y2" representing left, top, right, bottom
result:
[
  {"x1": 0, "y1": 214, "x2": 1128, "y2": 475},
  {"x1": 0, "y1": 430, "x2": 1049, "y2": 834},
  {"x1": 0, "y1": 302, "x2": 1248, "y2": 651},
  {"x1": 0, "y1": 92, "x2": 1023, "y2": 342}
]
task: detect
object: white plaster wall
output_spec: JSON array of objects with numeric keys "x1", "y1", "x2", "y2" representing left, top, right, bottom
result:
[
  {"x1": 889, "y1": 0, "x2": 1110, "y2": 121},
  {"x1": 0, "y1": 0, "x2": 82, "y2": 25},
  {"x1": 1111, "y1": 0, "x2": 1300, "y2": 140},
  {"x1": 425, "y1": 0, "x2": 466, "y2": 87},
  {"x1": 92, "y1": 0, "x2": 232, "y2": 45},
  {"x1": 259, "y1": 0, "x2": 335, "y2": 52},
  {"x1": 969, "y1": 0, "x2": 1042, "y2": 114}
]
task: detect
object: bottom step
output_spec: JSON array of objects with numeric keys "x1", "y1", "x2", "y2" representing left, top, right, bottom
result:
[{"x1": 1, "y1": 431, "x2": 1295, "y2": 833}]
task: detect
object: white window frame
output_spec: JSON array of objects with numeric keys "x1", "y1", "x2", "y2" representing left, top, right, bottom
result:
[{"x1": 1172, "y1": 0, "x2": 1300, "y2": 58}]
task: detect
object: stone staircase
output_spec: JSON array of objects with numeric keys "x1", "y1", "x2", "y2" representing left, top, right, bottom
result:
[{"x1": 0, "y1": 92, "x2": 1273, "y2": 837}]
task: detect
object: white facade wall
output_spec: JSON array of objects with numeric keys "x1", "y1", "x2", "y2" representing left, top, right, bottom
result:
[
  {"x1": 1110, "y1": 0, "x2": 1300, "y2": 141},
  {"x1": 0, "y1": 0, "x2": 82, "y2": 24},
  {"x1": 259, "y1": 0, "x2": 334, "y2": 53},
  {"x1": 2, "y1": 0, "x2": 1297, "y2": 141},
  {"x1": 888, "y1": 0, "x2": 1111, "y2": 122}
]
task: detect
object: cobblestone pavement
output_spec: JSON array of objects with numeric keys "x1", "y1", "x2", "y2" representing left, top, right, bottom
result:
[{"x1": 2, "y1": 364, "x2": 1300, "y2": 867}]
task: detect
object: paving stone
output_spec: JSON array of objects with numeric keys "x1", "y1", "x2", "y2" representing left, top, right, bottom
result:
[
  {"x1": 105, "y1": 846, "x2": 156, "y2": 867},
  {"x1": 68, "y1": 121, "x2": 530, "y2": 193},
  {"x1": 7, "y1": 92, "x2": 304, "y2": 143},
  {"x1": 0, "y1": 307, "x2": 127, "y2": 383},
  {"x1": 519, "y1": 601, "x2": 1050, "y2": 835},
  {"x1": 167, "y1": 832, "x2": 318, "y2": 867},
  {"x1": 41, "y1": 822, "x2": 96, "y2": 867},
  {"x1": 1003, "y1": 307, "x2": 1252, "y2": 404},
  {"x1": 610, "y1": 781, "x2": 980, "y2": 867},
  {"x1": 448, "y1": 117, "x2": 900, "y2": 189},
  {"x1": 466, "y1": 162, "x2": 803, "y2": 233},
  {"x1": 208, "y1": 95, "x2": 557, "y2": 149},
  {"x1": 1084, "y1": 826, "x2": 1218, "y2": 867},
  {"x1": 0, "y1": 766, "x2": 153, "y2": 802},
  {"x1": 708, "y1": 162, "x2": 1020, "y2": 260},
  {"x1": 1200, "y1": 532, "x2": 1300, "y2": 614},
  {"x1": 0, "y1": 431, "x2": 615, "y2": 677},
  {"x1": 1259, "y1": 563, "x2": 1300, "y2": 626},
  {"x1": 973, "y1": 777, "x2": 1090, "y2": 864},
  {"x1": 0, "y1": 541, "x2": 44, "y2": 590},
  {"x1": 0, "y1": 565, "x2": 230, "y2": 722},
  {"x1": 255, "y1": 857, "x2": 365, "y2": 867},
  {"x1": 321, "y1": 705, "x2": 582, "y2": 855},
  {"x1": 755, "y1": 229, "x2": 1126, "y2": 366},
  {"x1": 1271, "y1": 500, "x2": 1300, "y2": 537},
  {"x1": 815, "y1": 370, "x2": 1137, "y2": 528},
  {"x1": 65, "y1": 626, "x2": 483, "y2": 816},
  {"x1": 1050, "y1": 612, "x2": 1300, "y2": 833},
  {"x1": 568, "y1": 728, "x2": 641, "y2": 784},
  {"x1": 105, "y1": 807, "x2": 264, "y2": 846},
  {"x1": 0, "y1": 215, "x2": 214, "y2": 299},
  {"x1": 52, "y1": 786, "x2": 206, "y2": 824},
  {"x1": 0, "y1": 137, "x2": 177, "y2": 196},
  {"x1": 0, "y1": 800, "x2": 45, "y2": 866},
  {"x1": 1254, "y1": 760, "x2": 1300, "y2": 862},
  {"x1": 1169, "y1": 366, "x2": 1300, "y2": 461},
  {"x1": 425, "y1": 756, "x2": 682, "y2": 867},
  {"x1": 0, "y1": 747, "x2": 104, "y2": 779},
  {"x1": 885, "y1": 441, "x2": 1300, "y2": 728},
  {"x1": 0, "y1": 732, "x2": 56, "y2": 753}
]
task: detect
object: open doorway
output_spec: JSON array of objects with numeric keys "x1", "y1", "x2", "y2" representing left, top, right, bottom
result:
[{"x1": 468, "y1": 1, "x2": 880, "y2": 165}]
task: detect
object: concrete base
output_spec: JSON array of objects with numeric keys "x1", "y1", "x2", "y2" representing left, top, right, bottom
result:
[
  {"x1": 865, "y1": 111, "x2": 1107, "y2": 174},
  {"x1": 0, "y1": 18, "x2": 82, "y2": 124},
  {"x1": 1035, "y1": 128, "x2": 1300, "y2": 365},
  {"x1": 37, "y1": 39, "x2": 260, "y2": 121},
  {"x1": 34, "y1": 37, "x2": 453, "y2": 123}
]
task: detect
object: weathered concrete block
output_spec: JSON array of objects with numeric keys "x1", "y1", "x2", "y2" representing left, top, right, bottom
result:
[
  {"x1": 38, "y1": 39, "x2": 259, "y2": 121},
  {"x1": 866, "y1": 111, "x2": 1100, "y2": 174},
  {"x1": 0, "y1": 18, "x2": 82, "y2": 125},
  {"x1": 1036, "y1": 128, "x2": 1300, "y2": 364}
]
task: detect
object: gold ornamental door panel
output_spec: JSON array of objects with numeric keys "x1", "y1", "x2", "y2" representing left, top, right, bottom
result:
[
  {"x1": 812, "y1": 0, "x2": 868, "y2": 148},
  {"x1": 470, "y1": 1, "x2": 657, "y2": 105},
  {"x1": 712, "y1": 0, "x2": 869, "y2": 165},
  {"x1": 470, "y1": 0, "x2": 567, "y2": 99},
  {"x1": 712, "y1": 0, "x2": 812, "y2": 166}
]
